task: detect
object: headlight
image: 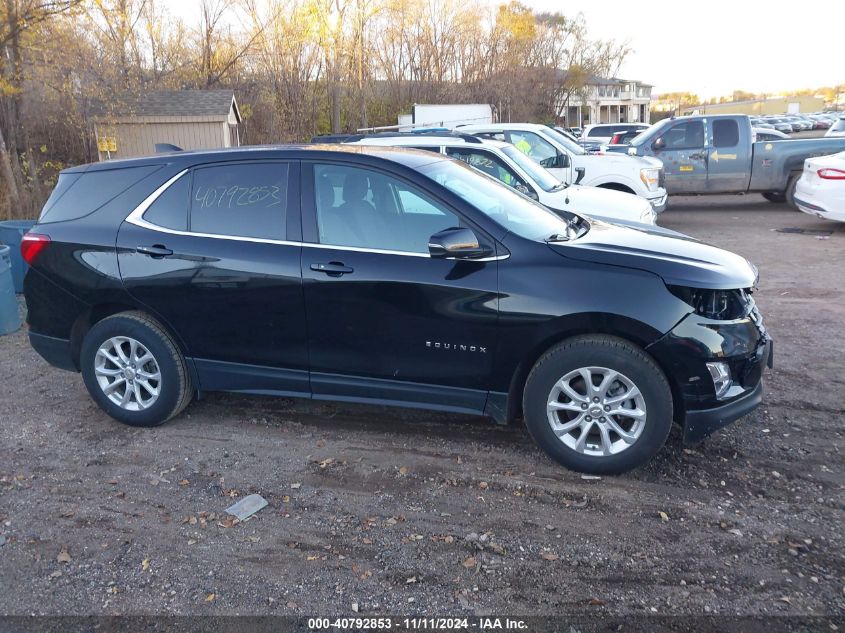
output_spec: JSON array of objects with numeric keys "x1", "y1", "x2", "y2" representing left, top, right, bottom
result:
[
  {"x1": 640, "y1": 168, "x2": 660, "y2": 191},
  {"x1": 667, "y1": 286, "x2": 751, "y2": 320},
  {"x1": 706, "y1": 362, "x2": 733, "y2": 399}
]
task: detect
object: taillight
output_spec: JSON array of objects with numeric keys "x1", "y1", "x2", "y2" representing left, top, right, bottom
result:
[
  {"x1": 818, "y1": 168, "x2": 845, "y2": 180},
  {"x1": 20, "y1": 233, "x2": 50, "y2": 264},
  {"x1": 610, "y1": 133, "x2": 623, "y2": 144}
]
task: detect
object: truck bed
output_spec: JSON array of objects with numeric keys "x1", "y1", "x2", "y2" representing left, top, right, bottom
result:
[{"x1": 749, "y1": 137, "x2": 845, "y2": 192}]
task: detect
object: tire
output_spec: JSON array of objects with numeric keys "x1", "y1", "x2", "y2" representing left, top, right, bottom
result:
[
  {"x1": 522, "y1": 335, "x2": 673, "y2": 475},
  {"x1": 80, "y1": 311, "x2": 193, "y2": 427},
  {"x1": 784, "y1": 174, "x2": 800, "y2": 210},
  {"x1": 762, "y1": 192, "x2": 786, "y2": 203}
]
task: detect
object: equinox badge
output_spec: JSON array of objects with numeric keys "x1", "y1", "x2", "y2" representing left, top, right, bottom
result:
[{"x1": 426, "y1": 341, "x2": 487, "y2": 353}]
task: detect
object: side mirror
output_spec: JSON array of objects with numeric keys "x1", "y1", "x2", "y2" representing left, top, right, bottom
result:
[
  {"x1": 652, "y1": 137, "x2": 666, "y2": 151},
  {"x1": 428, "y1": 227, "x2": 491, "y2": 259}
]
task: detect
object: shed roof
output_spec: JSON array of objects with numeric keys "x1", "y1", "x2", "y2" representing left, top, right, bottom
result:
[{"x1": 95, "y1": 90, "x2": 240, "y2": 122}]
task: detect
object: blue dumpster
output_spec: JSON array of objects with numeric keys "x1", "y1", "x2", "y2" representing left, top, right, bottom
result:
[
  {"x1": 0, "y1": 219, "x2": 36, "y2": 293},
  {"x1": 0, "y1": 245, "x2": 22, "y2": 335}
]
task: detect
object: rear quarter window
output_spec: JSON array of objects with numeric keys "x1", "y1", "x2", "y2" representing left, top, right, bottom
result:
[
  {"x1": 39, "y1": 165, "x2": 161, "y2": 223},
  {"x1": 142, "y1": 173, "x2": 190, "y2": 230}
]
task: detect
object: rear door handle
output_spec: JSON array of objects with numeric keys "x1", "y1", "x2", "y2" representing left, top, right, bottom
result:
[
  {"x1": 689, "y1": 153, "x2": 706, "y2": 160},
  {"x1": 310, "y1": 262, "x2": 353, "y2": 276},
  {"x1": 136, "y1": 245, "x2": 173, "y2": 258}
]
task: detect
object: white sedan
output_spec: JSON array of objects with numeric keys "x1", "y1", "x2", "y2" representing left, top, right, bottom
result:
[{"x1": 794, "y1": 151, "x2": 845, "y2": 222}]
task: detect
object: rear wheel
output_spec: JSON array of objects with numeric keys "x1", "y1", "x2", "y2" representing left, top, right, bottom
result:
[
  {"x1": 784, "y1": 174, "x2": 800, "y2": 210},
  {"x1": 762, "y1": 192, "x2": 786, "y2": 203},
  {"x1": 523, "y1": 335, "x2": 673, "y2": 474},
  {"x1": 80, "y1": 311, "x2": 192, "y2": 427}
]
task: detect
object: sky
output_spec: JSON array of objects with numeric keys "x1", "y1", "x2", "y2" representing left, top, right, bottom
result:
[
  {"x1": 168, "y1": 0, "x2": 842, "y2": 100},
  {"x1": 522, "y1": 0, "x2": 842, "y2": 98}
]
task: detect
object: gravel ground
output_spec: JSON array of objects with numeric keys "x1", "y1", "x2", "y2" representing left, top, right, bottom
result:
[{"x1": 0, "y1": 194, "x2": 843, "y2": 621}]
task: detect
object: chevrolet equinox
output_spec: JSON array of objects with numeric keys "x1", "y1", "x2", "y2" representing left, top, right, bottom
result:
[{"x1": 22, "y1": 145, "x2": 772, "y2": 474}]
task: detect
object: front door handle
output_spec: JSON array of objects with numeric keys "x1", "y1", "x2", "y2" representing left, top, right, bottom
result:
[
  {"x1": 689, "y1": 153, "x2": 706, "y2": 160},
  {"x1": 310, "y1": 262, "x2": 353, "y2": 276},
  {"x1": 136, "y1": 244, "x2": 173, "y2": 258}
]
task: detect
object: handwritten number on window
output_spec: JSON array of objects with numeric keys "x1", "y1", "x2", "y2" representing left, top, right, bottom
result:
[{"x1": 194, "y1": 185, "x2": 283, "y2": 209}]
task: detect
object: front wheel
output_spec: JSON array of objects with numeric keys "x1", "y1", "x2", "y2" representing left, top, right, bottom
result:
[
  {"x1": 80, "y1": 311, "x2": 193, "y2": 427},
  {"x1": 523, "y1": 335, "x2": 673, "y2": 475}
]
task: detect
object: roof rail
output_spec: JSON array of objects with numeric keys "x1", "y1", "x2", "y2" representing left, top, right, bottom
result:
[{"x1": 339, "y1": 130, "x2": 483, "y2": 144}]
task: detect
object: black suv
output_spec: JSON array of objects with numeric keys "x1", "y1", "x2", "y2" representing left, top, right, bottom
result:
[{"x1": 22, "y1": 145, "x2": 772, "y2": 474}]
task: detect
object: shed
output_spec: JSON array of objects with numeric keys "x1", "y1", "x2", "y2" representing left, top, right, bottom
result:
[{"x1": 93, "y1": 90, "x2": 241, "y2": 161}]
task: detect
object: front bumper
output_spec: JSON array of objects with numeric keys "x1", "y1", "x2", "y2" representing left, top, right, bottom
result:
[
  {"x1": 647, "y1": 304, "x2": 772, "y2": 444},
  {"x1": 647, "y1": 190, "x2": 668, "y2": 214},
  {"x1": 683, "y1": 340, "x2": 772, "y2": 444}
]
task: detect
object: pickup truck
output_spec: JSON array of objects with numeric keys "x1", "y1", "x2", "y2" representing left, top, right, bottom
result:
[
  {"x1": 457, "y1": 123, "x2": 668, "y2": 213},
  {"x1": 609, "y1": 114, "x2": 845, "y2": 208}
]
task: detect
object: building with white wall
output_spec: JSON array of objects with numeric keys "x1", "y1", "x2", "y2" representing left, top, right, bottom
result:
[{"x1": 560, "y1": 77, "x2": 652, "y2": 127}]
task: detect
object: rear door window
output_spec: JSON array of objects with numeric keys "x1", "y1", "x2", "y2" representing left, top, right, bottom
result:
[
  {"x1": 189, "y1": 163, "x2": 288, "y2": 239},
  {"x1": 713, "y1": 119, "x2": 740, "y2": 147}
]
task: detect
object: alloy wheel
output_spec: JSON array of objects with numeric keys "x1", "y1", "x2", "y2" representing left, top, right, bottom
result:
[
  {"x1": 546, "y1": 366, "x2": 647, "y2": 456},
  {"x1": 94, "y1": 336, "x2": 161, "y2": 411}
]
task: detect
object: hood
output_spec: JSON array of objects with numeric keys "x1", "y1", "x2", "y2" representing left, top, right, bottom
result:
[
  {"x1": 549, "y1": 219, "x2": 758, "y2": 290},
  {"x1": 545, "y1": 184, "x2": 653, "y2": 224},
  {"x1": 575, "y1": 152, "x2": 654, "y2": 169}
]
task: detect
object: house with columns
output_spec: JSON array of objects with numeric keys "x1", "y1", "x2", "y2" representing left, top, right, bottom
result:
[{"x1": 559, "y1": 76, "x2": 653, "y2": 128}]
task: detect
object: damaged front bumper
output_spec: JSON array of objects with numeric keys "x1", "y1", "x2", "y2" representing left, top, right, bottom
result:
[{"x1": 647, "y1": 303, "x2": 772, "y2": 444}]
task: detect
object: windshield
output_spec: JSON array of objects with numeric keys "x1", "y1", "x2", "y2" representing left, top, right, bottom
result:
[
  {"x1": 539, "y1": 126, "x2": 586, "y2": 155},
  {"x1": 631, "y1": 120, "x2": 670, "y2": 146},
  {"x1": 500, "y1": 145, "x2": 562, "y2": 192},
  {"x1": 419, "y1": 159, "x2": 574, "y2": 241}
]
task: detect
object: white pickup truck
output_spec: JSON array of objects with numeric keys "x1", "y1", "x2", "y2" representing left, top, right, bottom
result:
[{"x1": 458, "y1": 123, "x2": 668, "y2": 213}]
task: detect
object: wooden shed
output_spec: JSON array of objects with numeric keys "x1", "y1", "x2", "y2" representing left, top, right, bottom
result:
[{"x1": 93, "y1": 90, "x2": 241, "y2": 161}]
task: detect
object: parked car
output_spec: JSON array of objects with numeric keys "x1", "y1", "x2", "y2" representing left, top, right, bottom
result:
[
  {"x1": 582, "y1": 123, "x2": 650, "y2": 145},
  {"x1": 457, "y1": 123, "x2": 668, "y2": 213},
  {"x1": 22, "y1": 145, "x2": 772, "y2": 474},
  {"x1": 607, "y1": 114, "x2": 845, "y2": 207},
  {"x1": 750, "y1": 118, "x2": 774, "y2": 129},
  {"x1": 764, "y1": 118, "x2": 795, "y2": 134},
  {"x1": 608, "y1": 128, "x2": 652, "y2": 146},
  {"x1": 824, "y1": 117, "x2": 845, "y2": 137},
  {"x1": 805, "y1": 115, "x2": 831, "y2": 130},
  {"x1": 342, "y1": 132, "x2": 657, "y2": 225},
  {"x1": 753, "y1": 127, "x2": 790, "y2": 142},
  {"x1": 794, "y1": 150, "x2": 845, "y2": 222}
]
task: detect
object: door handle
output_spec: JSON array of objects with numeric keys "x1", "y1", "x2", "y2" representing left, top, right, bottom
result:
[
  {"x1": 689, "y1": 153, "x2": 706, "y2": 160},
  {"x1": 310, "y1": 262, "x2": 353, "y2": 276},
  {"x1": 136, "y1": 245, "x2": 173, "y2": 258}
]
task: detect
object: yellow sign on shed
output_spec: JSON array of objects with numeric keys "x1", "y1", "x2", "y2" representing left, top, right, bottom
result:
[{"x1": 97, "y1": 137, "x2": 117, "y2": 153}]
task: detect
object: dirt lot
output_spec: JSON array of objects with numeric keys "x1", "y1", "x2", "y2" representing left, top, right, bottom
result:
[{"x1": 0, "y1": 194, "x2": 843, "y2": 621}]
